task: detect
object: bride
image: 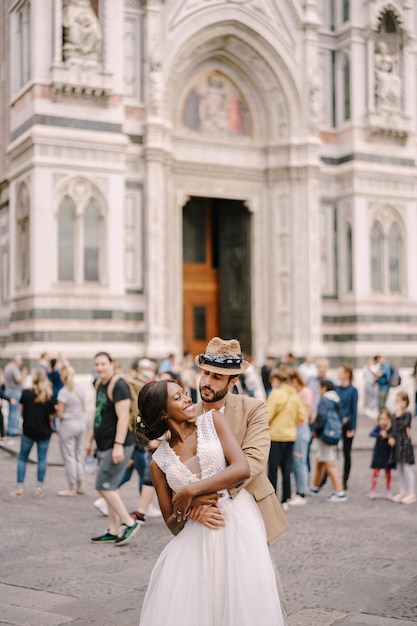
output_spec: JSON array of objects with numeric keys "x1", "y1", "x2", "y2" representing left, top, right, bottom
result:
[{"x1": 137, "y1": 379, "x2": 284, "y2": 626}]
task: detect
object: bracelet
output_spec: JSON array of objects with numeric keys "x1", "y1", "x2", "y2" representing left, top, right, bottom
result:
[{"x1": 114, "y1": 441, "x2": 124, "y2": 445}]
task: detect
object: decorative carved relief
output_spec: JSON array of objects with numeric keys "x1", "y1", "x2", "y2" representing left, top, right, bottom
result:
[
  {"x1": 168, "y1": 0, "x2": 296, "y2": 49},
  {"x1": 54, "y1": 176, "x2": 106, "y2": 216},
  {"x1": 369, "y1": 203, "x2": 405, "y2": 236},
  {"x1": 63, "y1": 0, "x2": 102, "y2": 64},
  {"x1": 308, "y1": 67, "x2": 321, "y2": 130}
]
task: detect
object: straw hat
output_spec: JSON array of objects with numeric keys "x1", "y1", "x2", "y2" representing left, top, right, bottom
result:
[{"x1": 195, "y1": 337, "x2": 249, "y2": 375}]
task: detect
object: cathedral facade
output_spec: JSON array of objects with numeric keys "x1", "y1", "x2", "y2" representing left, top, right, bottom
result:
[{"x1": 0, "y1": 0, "x2": 416, "y2": 369}]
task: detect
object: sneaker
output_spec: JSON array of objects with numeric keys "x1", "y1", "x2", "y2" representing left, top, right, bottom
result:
[
  {"x1": 385, "y1": 490, "x2": 393, "y2": 501},
  {"x1": 35, "y1": 487, "x2": 43, "y2": 499},
  {"x1": 392, "y1": 493, "x2": 405, "y2": 503},
  {"x1": 93, "y1": 497, "x2": 108, "y2": 516},
  {"x1": 368, "y1": 490, "x2": 377, "y2": 500},
  {"x1": 57, "y1": 489, "x2": 77, "y2": 497},
  {"x1": 400, "y1": 494, "x2": 416, "y2": 505},
  {"x1": 282, "y1": 501, "x2": 289, "y2": 512},
  {"x1": 146, "y1": 502, "x2": 162, "y2": 518},
  {"x1": 76, "y1": 486, "x2": 85, "y2": 495},
  {"x1": 115, "y1": 521, "x2": 140, "y2": 546},
  {"x1": 90, "y1": 531, "x2": 118, "y2": 544},
  {"x1": 10, "y1": 488, "x2": 24, "y2": 497},
  {"x1": 288, "y1": 494, "x2": 307, "y2": 507},
  {"x1": 308, "y1": 485, "x2": 319, "y2": 496},
  {"x1": 327, "y1": 492, "x2": 347, "y2": 502},
  {"x1": 130, "y1": 511, "x2": 146, "y2": 524}
]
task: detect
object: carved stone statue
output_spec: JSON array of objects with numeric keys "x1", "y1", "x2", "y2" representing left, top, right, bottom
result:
[
  {"x1": 63, "y1": 0, "x2": 101, "y2": 64},
  {"x1": 374, "y1": 41, "x2": 401, "y2": 111}
]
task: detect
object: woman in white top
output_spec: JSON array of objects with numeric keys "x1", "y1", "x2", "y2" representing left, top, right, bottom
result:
[{"x1": 56, "y1": 365, "x2": 86, "y2": 496}]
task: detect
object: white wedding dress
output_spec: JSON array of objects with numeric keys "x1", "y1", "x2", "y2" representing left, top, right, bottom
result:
[{"x1": 139, "y1": 410, "x2": 284, "y2": 626}]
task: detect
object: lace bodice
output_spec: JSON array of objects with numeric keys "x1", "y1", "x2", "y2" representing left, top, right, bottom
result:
[{"x1": 152, "y1": 410, "x2": 227, "y2": 493}]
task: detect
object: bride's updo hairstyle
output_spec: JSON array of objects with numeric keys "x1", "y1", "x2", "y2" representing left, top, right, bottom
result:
[{"x1": 136, "y1": 380, "x2": 169, "y2": 445}]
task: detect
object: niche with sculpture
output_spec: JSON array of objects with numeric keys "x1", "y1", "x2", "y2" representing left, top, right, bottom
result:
[
  {"x1": 368, "y1": 8, "x2": 409, "y2": 140},
  {"x1": 63, "y1": 0, "x2": 101, "y2": 66},
  {"x1": 374, "y1": 10, "x2": 402, "y2": 114}
]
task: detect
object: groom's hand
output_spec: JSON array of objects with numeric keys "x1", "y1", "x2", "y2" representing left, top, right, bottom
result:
[{"x1": 189, "y1": 493, "x2": 224, "y2": 528}]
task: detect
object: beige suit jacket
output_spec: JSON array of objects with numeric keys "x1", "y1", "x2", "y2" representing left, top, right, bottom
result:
[{"x1": 195, "y1": 393, "x2": 288, "y2": 542}]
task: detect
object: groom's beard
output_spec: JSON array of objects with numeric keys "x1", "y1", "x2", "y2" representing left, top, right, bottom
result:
[{"x1": 199, "y1": 381, "x2": 230, "y2": 404}]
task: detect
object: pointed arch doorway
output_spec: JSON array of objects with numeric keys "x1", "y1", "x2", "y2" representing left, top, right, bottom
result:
[{"x1": 183, "y1": 196, "x2": 252, "y2": 357}]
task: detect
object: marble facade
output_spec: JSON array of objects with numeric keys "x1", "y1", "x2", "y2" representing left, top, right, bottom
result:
[{"x1": 0, "y1": 0, "x2": 417, "y2": 369}]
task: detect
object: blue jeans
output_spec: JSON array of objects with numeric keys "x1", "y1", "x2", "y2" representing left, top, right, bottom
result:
[
  {"x1": 6, "y1": 389, "x2": 22, "y2": 435},
  {"x1": 17, "y1": 434, "x2": 50, "y2": 486},
  {"x1": 118, "y1": 446, "x2": 147, "y2": 492},
  {"x1": 292, "y1": 424, "x2": 311, "y2": 496}
]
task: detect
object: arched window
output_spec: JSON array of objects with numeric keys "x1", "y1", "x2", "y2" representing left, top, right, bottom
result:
[
  {"x1": 371, "y1": 222, "x2": 383, "y2": 292},
  {"x1": 388, "y1": 223, "x2": 401, "y2": 292},
  {"x1": 346, "y1": 223, "x2": 353, "y2": 291},
  {"x1": 16, "y1": 183, "x2": 30, "y2": 288},
  {"x1": 58, "y1": 196, "x2": 76, "y2": 281},
  {"x1": 57, "y1": 180, "x2": 106, "y2": 286},
  {"x1": 84, "y1": 198, "x2": 100, "y2": 282},
  {"x1": 343, "y1": 57, "x2": 350, "y2": 120}
]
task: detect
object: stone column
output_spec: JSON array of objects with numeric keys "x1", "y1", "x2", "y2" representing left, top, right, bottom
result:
[
  {"x1": 53, "y1": 0, "x2": 63, "y2": 66},
  {"x1": 352, "y1": 196, "x2": 369, "y2": 300},
  {"x1": 143, "y1": 0, "x2": 173, "y2": 357},
  {"x1": 288, "y1": 4, "x2": 323, "y2": 357},
  {"x1": 289, "y1": 162, "x2": 322, "y2": 357},
  {"x1": 31, "y1": 0, "x2": 54, "y2": 83}
]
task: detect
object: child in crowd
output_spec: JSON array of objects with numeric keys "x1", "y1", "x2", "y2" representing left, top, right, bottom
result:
[
  {"x1": 390, "y1": 392, "x2": 416, "y2": 504},
  {"x1": 369, "y1": 409, "x2": 396, "y2": 500}
]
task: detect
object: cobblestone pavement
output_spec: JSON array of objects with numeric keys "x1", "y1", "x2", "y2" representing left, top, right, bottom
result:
[{"x1": 0, "y1": 415, "x2": 416, "y2": 626}]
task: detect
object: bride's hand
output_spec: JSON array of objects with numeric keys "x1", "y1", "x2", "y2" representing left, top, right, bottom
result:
[
  {"x1": 172, "y1": 487, "x2": 194, "y2": 521},
  {"x1": 189, "y1": 504, "x2": 225, "y2": 529}
]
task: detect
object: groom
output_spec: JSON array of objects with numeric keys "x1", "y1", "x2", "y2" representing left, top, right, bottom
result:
[
  {"x1": 190, "y1": 337, "x2": 289, "y2": 620},
  {"x1": 190, "y1": 336, "x2": 288, "y2": 541}
]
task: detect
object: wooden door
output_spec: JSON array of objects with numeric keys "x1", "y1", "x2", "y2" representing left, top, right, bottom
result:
[
  {"x1": 183, "y1": 198, "x2": 219, "y2": 356},
  {"x1": 183, "y1": 197, "x2": 251, "y2": 356}
]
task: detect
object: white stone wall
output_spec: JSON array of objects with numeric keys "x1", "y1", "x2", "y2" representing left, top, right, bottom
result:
[{"x1": 1, "y1": 1, "x2": 417, "y2": 369}]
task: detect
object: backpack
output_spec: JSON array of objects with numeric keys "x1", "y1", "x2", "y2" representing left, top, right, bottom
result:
[
  {"x1": 389, "y1": 367, "x2": 401, "y2": 388},
  {"x1": 95, "y1": 374, "x2": 145, "y2": 432},
  {"x1": 320, "y1": 398, "x2": 342, "y2": 446}
]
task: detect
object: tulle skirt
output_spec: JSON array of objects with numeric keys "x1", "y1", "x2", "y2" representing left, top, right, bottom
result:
[{"x1": 139, "y1": 489, "x2": 284, "y2": 626}]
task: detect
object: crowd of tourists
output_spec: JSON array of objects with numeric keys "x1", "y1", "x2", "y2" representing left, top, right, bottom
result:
[{"x1": 1, "y1": 342, "x2": 416, "y2": 625}]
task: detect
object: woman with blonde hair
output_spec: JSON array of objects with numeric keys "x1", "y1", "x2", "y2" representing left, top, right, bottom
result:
[
  {"x1": 11, "y1": 368, "x2": 55, "y2": 498},
  {"x1": 267, "y1": 368, "x2": 306, "y2": 509},
  {"x1": 56, "y1": 365, "x2": 86, "y2": 496}
]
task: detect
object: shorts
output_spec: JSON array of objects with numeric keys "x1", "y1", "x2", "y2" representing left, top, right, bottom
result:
[
  {"x1": 96, "y1": 444, "x2": 134, "y2": 491},
  {"x1": 316, "y1": 439, "x2": 336, "y2": 463}
]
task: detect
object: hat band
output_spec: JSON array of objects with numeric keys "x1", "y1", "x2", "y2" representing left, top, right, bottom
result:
[{"x1": 198, "y1": 352, "x2": 244, "y2": 369}]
